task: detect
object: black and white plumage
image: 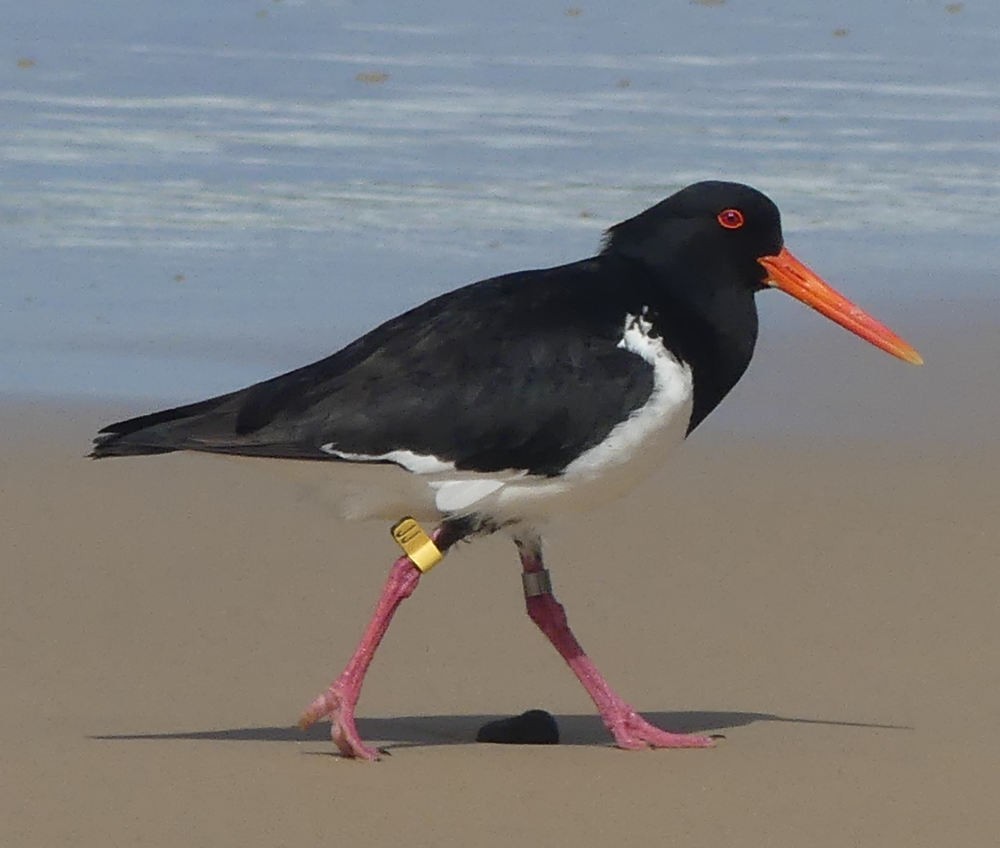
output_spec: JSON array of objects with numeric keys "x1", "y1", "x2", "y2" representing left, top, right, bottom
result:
[
  {"x1": 92, "y1": 182, "x2": 777, "y2": 523},
  {"x1": 92, "y1": 180, "x2": 922, "y2": 759}
]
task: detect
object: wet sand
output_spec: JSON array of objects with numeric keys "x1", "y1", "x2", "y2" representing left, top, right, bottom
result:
[{"x1": 3, "y1": 312, "x2": 999, "y2": 845}]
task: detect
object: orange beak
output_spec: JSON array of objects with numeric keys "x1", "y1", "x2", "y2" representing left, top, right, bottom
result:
[{"x1": 758, "y1": 247, "x2": 923, "y2": 365}]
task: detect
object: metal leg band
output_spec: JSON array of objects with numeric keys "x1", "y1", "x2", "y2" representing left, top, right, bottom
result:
[{"x1": 522, "y1": 569, "x2": 553, "y2": 598}]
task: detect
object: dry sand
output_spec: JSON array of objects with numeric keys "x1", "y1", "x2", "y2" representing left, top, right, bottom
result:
[{"x1": 3, "y1": 310, "x2": 999, "y2": 846}]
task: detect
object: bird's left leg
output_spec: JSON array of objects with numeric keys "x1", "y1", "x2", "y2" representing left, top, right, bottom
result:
[
  {"x1": 514, "y1": 529, "x2": 714, "y2": 750},
  {"x1": 299, "y1": 519, "x2": 468, "y2": 760}
]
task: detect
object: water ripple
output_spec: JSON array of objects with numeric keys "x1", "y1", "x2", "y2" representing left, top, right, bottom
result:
[{"x1": 1, "y1": 0, "x2": 997, "y2": 398}]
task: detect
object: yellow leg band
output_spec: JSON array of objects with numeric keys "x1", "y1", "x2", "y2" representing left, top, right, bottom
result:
[{"x1": 390, "y1": 517, "x2": 444, "y2": 573}]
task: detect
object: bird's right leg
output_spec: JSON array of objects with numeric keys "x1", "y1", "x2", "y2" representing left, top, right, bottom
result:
[
  {"x1": 299, "y1": 519, "x2": 467, "y2": 760},
  {"x1": 514, "y1": 530, "x2": 714, "y2": 750}
]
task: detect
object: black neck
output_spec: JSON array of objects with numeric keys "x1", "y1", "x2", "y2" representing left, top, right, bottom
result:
[{"x1": 602, "y1": 250, "x2": 759, "y2": 433}]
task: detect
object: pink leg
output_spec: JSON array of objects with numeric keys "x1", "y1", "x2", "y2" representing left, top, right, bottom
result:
[
  {"x1": 299, "y1": 524, "x2": 458, "y2": 760},
  {"x1": 515, "y1": 533, "x2": 714, "y2": 750}
]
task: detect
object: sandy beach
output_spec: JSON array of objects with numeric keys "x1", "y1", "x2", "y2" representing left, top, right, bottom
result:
[{"x1": 3, "y1": 305, "x2": 998, "y2": 846}]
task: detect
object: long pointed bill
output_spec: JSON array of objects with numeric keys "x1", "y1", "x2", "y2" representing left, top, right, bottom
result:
[{"x1": 758, "y1": 247, "x2": 923, "y2": 365}]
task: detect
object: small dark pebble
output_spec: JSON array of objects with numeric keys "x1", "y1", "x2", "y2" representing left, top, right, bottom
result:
[{"x1": 476, "y1": 710, "x2": 559, "y2": 745}]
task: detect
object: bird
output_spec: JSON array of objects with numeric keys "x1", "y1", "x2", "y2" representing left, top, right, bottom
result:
[{"x1": 91, "y1": 180, "x2": 922, "y2": 760}]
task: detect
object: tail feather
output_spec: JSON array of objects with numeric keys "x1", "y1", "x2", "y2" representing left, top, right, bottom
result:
[
  {"x1": 90, "y1": 437, "x2": 176, "y2": 458},
  {"x1": 90, "y1": 392, "x2": 238, "y2": 458}
]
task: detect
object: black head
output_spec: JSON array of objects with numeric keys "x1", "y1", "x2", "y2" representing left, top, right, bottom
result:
[
  {"x1": 602, "y1": 181, "x2": 784, "y2": 291},
  {"x1": 603, "y1": 180, "x2": 923, "y2": 366}
]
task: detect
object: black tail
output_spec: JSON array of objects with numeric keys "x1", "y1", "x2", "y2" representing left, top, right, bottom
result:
[{"x1": 90, "y1": 394, "x2": 234, "y2": 458}]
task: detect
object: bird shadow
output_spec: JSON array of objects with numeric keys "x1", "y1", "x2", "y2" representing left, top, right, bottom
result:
[{"x1": 91, "y1": 710, "x2": 910, "y2": 755}]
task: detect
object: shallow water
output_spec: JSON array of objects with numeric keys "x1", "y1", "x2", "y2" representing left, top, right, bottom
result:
[{"x1": 2, "y1": 0, "x2": 998, "y2": 401}]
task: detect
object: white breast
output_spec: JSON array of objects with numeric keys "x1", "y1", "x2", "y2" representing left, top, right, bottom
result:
[
  {"x1": 563, "y1": 311, "x2": 693, "y2": 479},
  {"x1": 489, "y1": 310, "x2": 694, "y2": 519}
]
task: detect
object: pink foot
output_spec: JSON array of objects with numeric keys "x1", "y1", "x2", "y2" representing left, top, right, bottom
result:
[
  {"x1": 604, "y1": 706, "x2": 716, "y2": 750},
  {"x1": 297, "y1": 552, "x2": 428, "y2": 761},
  {"x1": 299, "y1": 682, "x2": 380, "y2": 761}
]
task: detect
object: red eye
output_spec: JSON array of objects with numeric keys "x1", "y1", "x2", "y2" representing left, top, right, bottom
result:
[{"x1": 717, "y1": 208, "x2": 745, "y2": 229}]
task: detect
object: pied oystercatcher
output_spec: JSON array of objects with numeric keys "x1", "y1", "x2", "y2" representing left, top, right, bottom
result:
[{"x1": 92, "y1": 181, "x2": 922, "y2": 759}]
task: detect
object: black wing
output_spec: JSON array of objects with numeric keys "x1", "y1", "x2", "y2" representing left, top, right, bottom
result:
[{"x1": 93, "y1": 259, "x2": 656, "y2": 477}]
